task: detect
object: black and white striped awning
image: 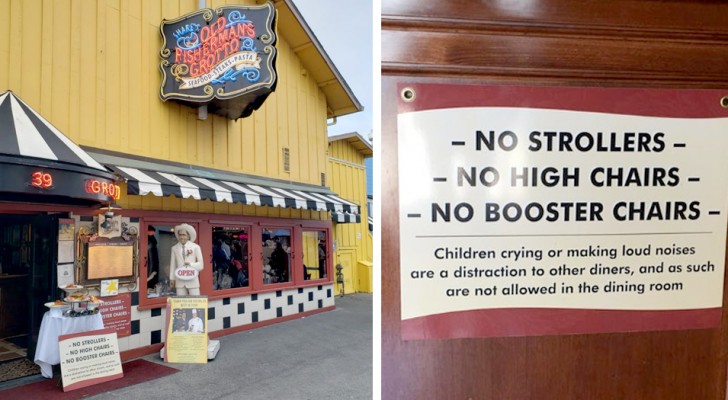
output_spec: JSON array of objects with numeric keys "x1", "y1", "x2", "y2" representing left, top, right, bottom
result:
[
  {"x1": 109, "y1": 165, "x2": 360, "y2": 221},
  {"x1": 332, "y1": 211, "x2": 361, "y2": 223},
  {"x1": 0, "y1": 91, "x2": 116, "y2": 204},
  {"x1": 0, "y1": 91, "x2": 108, "y2": 172}
]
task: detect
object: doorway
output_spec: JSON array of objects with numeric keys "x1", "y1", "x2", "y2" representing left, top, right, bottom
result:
[{"x1": 0, "y1": 214, "x2": 57, "y2": 382}]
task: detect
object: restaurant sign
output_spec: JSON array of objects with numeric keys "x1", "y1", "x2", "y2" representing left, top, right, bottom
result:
[
  {"x1": 159, "y1": 3, "x2": 277, "y2": 120},
  {"x1": 0, "y1": 162, "x2": 118, "y2": 203}
]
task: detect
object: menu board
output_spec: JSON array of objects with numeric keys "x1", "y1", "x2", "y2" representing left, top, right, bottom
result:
[{"x1": 88, "y1": 242, "x2": 133, "y2": 279}]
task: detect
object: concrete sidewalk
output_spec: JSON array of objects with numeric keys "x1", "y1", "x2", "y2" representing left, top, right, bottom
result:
[{"x1": 91, "y1": 293, "x2": 372, "y2": 400}]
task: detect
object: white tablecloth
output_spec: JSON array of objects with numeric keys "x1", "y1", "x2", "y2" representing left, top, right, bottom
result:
[{"x1": 33, "y1": 311, "x2": 104, "y2": 378}]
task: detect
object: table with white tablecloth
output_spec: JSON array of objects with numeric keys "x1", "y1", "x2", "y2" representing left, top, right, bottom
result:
[{"x1": 33, "y1": 311, "x2": 105, "y2": 378}]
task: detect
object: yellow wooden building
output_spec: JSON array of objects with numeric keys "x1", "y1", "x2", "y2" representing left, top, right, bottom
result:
[
  {"x1": 0, "y1": 0, "x2": 364, "y2": 362},
  {"x1": 328, "y1": 132, "x2": 373, "y2": 294}
]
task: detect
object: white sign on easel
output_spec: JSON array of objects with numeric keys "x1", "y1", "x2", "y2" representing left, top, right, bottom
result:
[{"x1": 59, "y1": 328, "x2": 122, "y2": 392}]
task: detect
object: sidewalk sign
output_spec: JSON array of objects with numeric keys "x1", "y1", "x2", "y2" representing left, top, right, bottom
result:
[
  {"x1": 59, "y1": 327, "x2": 122, "y2": 392},
  {"x1": 164, "y1": 296, "x2": 208, "y2": 364}
]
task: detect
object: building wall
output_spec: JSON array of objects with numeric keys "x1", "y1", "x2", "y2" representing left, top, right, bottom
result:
[
  {"x1": 328, "y1": 140, "x2": 372, "y2": 293},
  {"x1": 66, "y1": 203, "x2": 336, "y2": 357},
  {"x1": 0, "y1": 0, "x2": 329, "y2": 193},
  {"x1": 0, "y1": 0, "x2": 358, "y2": 358},
  {"x1": 125, "y1": 279, "x2": 334, "y2": 354}
]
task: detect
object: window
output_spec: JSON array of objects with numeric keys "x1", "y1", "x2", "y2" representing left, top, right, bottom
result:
[
  {"x1": 302, "y1": 230, "x2": 327, "y2": 280},
  {"x1": 262, "y1": 227, "x2": 291, "y2": 285},
  {"x1": 212, "y1": 226, "x2": 250, "y2": 291},
  {"x1": 138, "y1": 217, "x2": 332, "y2": 308},
  {"x1": 144, "y1": 224, "x2": 180, "y2": 300}
]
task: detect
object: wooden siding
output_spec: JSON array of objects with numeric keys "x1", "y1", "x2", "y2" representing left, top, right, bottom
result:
[
  {"x1": 328, "y1": 138, "x2": 372, "y2": 293},
  {"x1": 0, "y1": 0, "x2": 329, "y2": 194}
]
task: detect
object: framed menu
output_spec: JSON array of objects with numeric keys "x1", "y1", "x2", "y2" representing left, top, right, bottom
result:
[{"x1": 87, "y1": 242, "x2": 134, "y2": 279}]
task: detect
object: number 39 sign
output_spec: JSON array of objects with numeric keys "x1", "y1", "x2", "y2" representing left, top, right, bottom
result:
[{"x1": 31, "y1": 171, "x2": 53, "y2": 189}]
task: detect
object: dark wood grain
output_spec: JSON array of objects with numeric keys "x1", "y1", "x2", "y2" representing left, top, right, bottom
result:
[
  {"x1": 382, "y1": 0, "x2": 728, "y2": 38},
  {"x1": 381, "y1": 1, "x2": 728, "y2": 399},
  {"x1": 383, "y1": 30, "x2": 728, "y2": 86}
]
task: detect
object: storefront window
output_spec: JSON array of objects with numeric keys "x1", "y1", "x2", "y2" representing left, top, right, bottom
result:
[
  {"x1": 145, "y1": 224, "x2": 178, "y2": 299},
  {"x1": 212, "y1": 226, "x2": 250, "y2": 290},
  {"x1": 302, "y1": 230, "x2": 327, "y2": 280},
  {"x1": 262, "y1": 227, "x2": 291, "y2": 285},
  {"x1": 139, "y1": 219, "x2": 330, "y2": 307}
]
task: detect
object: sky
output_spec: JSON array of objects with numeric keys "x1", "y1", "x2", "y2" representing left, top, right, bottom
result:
[{"x1": 292, "y1": 0, "x2": 374, "y2": 141}]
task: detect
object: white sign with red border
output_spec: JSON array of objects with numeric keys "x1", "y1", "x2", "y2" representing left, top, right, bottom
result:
[
  {"x1": 59, "y1": 327, "x2": 123, "y2": 391},
  {"x1": 397, "y1": 84, "x2": 728, "y2": 340},
  {"x1": 175, "y1": 266, "x2": 198, "y2": 281}
]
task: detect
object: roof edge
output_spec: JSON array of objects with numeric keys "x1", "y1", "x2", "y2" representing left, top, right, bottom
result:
[
  {"x1": 278, "y1": 0, "x2": 363, "y2": 116},
  {"x1": 328, "y1": 131, "x2": 373, "y2": 155}
]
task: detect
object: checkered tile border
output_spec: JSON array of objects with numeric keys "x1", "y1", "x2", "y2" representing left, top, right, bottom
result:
[{"x1": 115, "y1": 284, "x2": 335, "y2": 352}]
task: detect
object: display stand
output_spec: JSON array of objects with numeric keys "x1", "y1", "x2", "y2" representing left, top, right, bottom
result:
[
  {"x1": 34, "y1": 312, "x2": 105, "y2": 378},
  {"x1": 160, "y1": 340, "x2": 220, "y2": 360},
  {"x1": 58, "y1": 285, "x2": 101, "y2": 316}
]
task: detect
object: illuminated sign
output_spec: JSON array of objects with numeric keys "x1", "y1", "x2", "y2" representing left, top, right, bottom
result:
[
  {"x1": 1, "y1": 163, "x2": 116, "y2": 203},
  {"x1": 31, "y1": 171, "x2": 53, "y2": 189},
  {"x1": 29, "y1": 172, "x2": 120, "y2": 200},
  {"x1": 85, "y1": 179, "x2": 121, "y2": 200},
  {"x1": 159, "y1": 3, "x2": 277, "y2": 120}
]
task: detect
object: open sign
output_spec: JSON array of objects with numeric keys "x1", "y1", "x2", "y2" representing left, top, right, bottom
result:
[{"x1": 174, "y1": 266, "x2": 198, "y2": 281}]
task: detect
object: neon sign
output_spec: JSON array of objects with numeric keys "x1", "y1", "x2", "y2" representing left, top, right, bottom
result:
[
  {"x1": 159, "y1": 3, "x2": 277, "y2": 120},
  {"x1": 172, "y1": 14, "x2": 258, "y2": 80},
  {"x1": 31, "y1": 171, "x2": 53, "y2": 189},
  {"x1": 85, "y1": 179, "x2": 121, "y2": 200},
  {"x1": 30, "y1": 172, "x2": 120, "y2": 200}
]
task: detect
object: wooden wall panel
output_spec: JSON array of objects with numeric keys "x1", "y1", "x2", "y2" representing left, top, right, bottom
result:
[
  {"x1": 0, "y1": 0, "x2": 329, "y2": 188},
  {"x1": 382, "y1": 1, "x2": 728, "y2": 87},
  {"x1": 284, "y1": 38, "x2": 301, "y2": 181},
  {"x1": 382, "y1": 0, "x2": 728, "y2": 36},
  {"x1": 382, "y1": 1, "x2": 728, "y2": 399},
  {"x1": 328, "y1": 139, "x2": 371, "y2": 272},
  {"x1": 0, "y1": 0, "x2": 9, "y2": 90},
  {"x1": 383, "y1": 30, "x2": 728, "y2": 85},
  {"x1": 0, "y1": 0, "x2": 342, "y2": 221}
]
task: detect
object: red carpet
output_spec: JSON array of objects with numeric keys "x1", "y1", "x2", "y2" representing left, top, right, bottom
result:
[{"x1": 0, "y1": 358, "x2": 178, "y2": 399}]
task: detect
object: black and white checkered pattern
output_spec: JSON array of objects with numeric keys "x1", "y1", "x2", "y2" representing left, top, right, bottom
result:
[{"x1": 124, "y1": 284, "x2": 335, "y2": 350}]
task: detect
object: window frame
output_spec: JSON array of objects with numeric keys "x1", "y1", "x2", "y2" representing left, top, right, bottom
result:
[
  {"x1": 259, "y1": 224, "x2": 295, "y2": 289},
  {"x1": 210, "y1": 223, "x2": 253, "y2": 295},
  {"x1": 300, "y1": 228, "x2": 330, "y2": 283},
  {"x1": 137, "y1": 214, "x2": 332, "y2": 309},
  {"x1": 139, "y1": 219, "x2": 201, "y2": 308}
]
